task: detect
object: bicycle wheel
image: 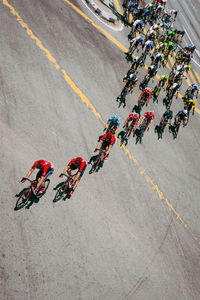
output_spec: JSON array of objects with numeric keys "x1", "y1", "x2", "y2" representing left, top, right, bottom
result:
[
  {"x1": 53, "y1": 183, "x2": 66, "y2": 202},
  {"x1": 15, "y1": 188, "x2": 31, "y2": 210}
]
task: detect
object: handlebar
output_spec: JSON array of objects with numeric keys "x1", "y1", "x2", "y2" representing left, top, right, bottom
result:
[{"x1": 21, "y1": 177, "x2": 35, "y2": 183}]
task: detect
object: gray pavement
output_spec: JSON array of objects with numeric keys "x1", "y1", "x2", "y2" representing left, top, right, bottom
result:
[{"x1": 0, "y1": 0, "x2": 200, "y2": 300}]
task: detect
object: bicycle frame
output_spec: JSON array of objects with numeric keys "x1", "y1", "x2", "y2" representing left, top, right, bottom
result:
[
  {"x1": 60, "y1": 173, "x2": 76, "y2": 191},
  {"x1": 22, "y1": 178, "x2": 37, "y2": 199},
  {"x1": 95, "y1": 149, "x2": 107, "y2": 164}
]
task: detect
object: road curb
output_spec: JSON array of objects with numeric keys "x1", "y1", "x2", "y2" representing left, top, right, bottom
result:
[{"x1": 84, "y1": 0, "x2": 118, "y2": 24}]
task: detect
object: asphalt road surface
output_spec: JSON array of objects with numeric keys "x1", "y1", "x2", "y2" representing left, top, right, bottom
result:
[{"x1": 0, "y1": 0, "x2": 200, "y2": 299}]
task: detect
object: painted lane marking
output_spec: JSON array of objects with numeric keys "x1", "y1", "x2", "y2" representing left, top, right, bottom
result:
[
  {"x1": 194, "y1": 70, "x2": 200, "y2": 83},
  {"x1": 2, "y1": 0, "x2": 199, "y2": 243},
  {"x1": 188, "y1": 70, "x2": 197, "y2": 84},
  {"x1": 113, "y1": 0, "x2": 123, "y2": 15}
]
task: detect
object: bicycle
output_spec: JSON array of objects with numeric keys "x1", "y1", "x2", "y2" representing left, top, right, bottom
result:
[
  {"x1": 152, "y1": 85, "x2": 162, "y2": 103},
  {"x1": 53, "y1": 174, "x2": 76, "y2": 202},
  {"x1": 89, "y1": 149, "x2": 107, "y2": 174},
  {"x1": 15, "y1": 178, "x2": 50, "y2": 210}
]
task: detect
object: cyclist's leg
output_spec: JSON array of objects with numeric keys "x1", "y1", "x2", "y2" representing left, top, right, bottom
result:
[
  {"x1": 38, "y1": 167, "x2": 54, "y2": 194},
  {"x1": 72, "y1": 165, "x2": 87, "y2": 192}
]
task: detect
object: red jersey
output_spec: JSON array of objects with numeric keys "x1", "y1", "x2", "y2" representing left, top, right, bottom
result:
[
  {"x1": 68, "y1": 158, "x2": 86, "y2": 172},
  {"x1": 144, "y1": 112, "x2": 155, "y2": 120},
  {"x1": 127, "y1": 113, "x2": 139, "y2": 126},
  {"x1": 101, "y1": 133, "x2": 115, "y2": 146},
  {"x1": 32, "y1": 160, "x2": 52, "y2": 176},
  {"x1": 141, "y1": 88, "x2": 152, "y2": 99}
]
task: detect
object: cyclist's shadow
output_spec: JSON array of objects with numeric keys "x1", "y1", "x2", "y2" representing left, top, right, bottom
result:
[
  {"x1": 118, "y1": 130, "x2": 128, "y2": 146},
  {"x1": 88, "y1": 154, "x2": 104, "y2": 174},
  {"x1": 14, "y1": 188, "x2": 37, "y2": 210},
  {"x1": 169, "y1": 124, "x2": 177, "y2": 139},
  {"x1": 132, "y1": 104, "x2": 142, "y2": 117},
  {"x1": 116, "y1": 96, "x2": 126, "y2": 108},
  {"x1": 154, "y1": 125, "x2": 163, "y2": 140},
  {"x1": 133, "y1": 128, "x2": 143, "y2": 144}
]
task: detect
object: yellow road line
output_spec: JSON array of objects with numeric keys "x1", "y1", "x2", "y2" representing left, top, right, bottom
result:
[
  {"x1": 188, "y1": 70, "x2": 197, "y2": 84},
  {"x1": 194, "y1": 70, "x2": 200, "y2": 83},
  {"x1": 168, "y1": 54, "x2": 174, "y2": 68},
  {"x1": 2, "y1": 0, "x2": 199, "y2": 243},
  {"x1": 183, "y1": 72, "x2": 191, "y2": 86},
  {"x1": 113, "y1": 0, "x2": 123, "y2": 15}
]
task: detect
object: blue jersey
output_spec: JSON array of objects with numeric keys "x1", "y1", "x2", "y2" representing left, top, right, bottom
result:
[
  {"x1": 163, "y1": 109, "x2": 173, "y2": 120},
  {"x1": 176, "y1": 110, "x2": 188, "y2": 121},
  {"x1": 108, "y1": 116, "x2": 121, "y2": 127}
]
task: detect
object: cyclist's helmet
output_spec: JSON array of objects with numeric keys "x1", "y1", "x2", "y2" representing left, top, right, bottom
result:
[
  {"x1": 146, "y1": 111, "x2": 154, "y2": 119},
  {"x1": 161, "y1": 75, "x2": 168, "y2": 80},
  {"x1": 144, "y1": 87, "x2": 152, "y2": 93},
  {"x1": 183, "y1": 109, "x2": 188, "y2": 115},
  {"x1": 106, "y1": 132, "x2": 114, "y2": 141},
  {"x1": 133, "y1": 113, "x2": 139, "y2": 119},
  {"x1": 75, "y1": 157, "x2": 82, "y2": 166},
  {"x1": 113, "y1": 114, "x2": 120, "y2": 122}
]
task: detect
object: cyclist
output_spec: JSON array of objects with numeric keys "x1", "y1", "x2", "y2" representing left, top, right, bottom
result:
[
  {"x1": 123, "y1": 113, "x2": 139, "y2": 136},
  {"x1": 184, "y1": 45, "x2": 196, "y2": 55},
  {"x1": 104, "y1": 114, "x2": 121, "y2": 134},
  {"x1": 184, "y1": 84, "x2": 199, "y2": 99},
  {"x1": 139, "y1": 111, "x2": 155, "y2": 131},
  {"x1": 152, "y1": 52, "x2": 164, "y2": 67},
  {"x1": 138, "y1": 88, "x2": 152, "y2": 106},
  {"x1": 169, "y1": 9, "x2": 179, "y2": 19},
  {"x1": 184, "y1": 99, "x2": 196, "y2": 116},
  {"x1": 59, "y1": 157, "x2": 87, "y2": 196},
  {"x1": 130, "y1": 19, "x2": 144, "y2": 34},
  {"x1": 174, "y1": 109, "x2": 188, "y2": 127},
  {"x1": 154, "y1": 42, "x2": 165, "y2": 54},
  {"x1": 160, "y1": 109, "x2": 173, "y2": 125},
  {"x1": 146, "y1": 64, "x2": 158, "y2": 79},
  {"x1": 122, "y1": 72, "x2": 138, "y2": 93},
  {"x1": 127, "y1": 0, "x2": 137, "y2": 13},
  {"x1": 142, "y1": 40, "x2": 154, "y2": 55},
  {"x1": 166, "y1": 82, "x2": 180, "y2": 99},
  {"x1": 126, "y1": 35, "x2": 144, "y2": 55},
  {"x1": 95, "y1": 132, "x2": 115, "y2": 161},
  {"x1": 140, "y1": 65, "x2": 157, "y2": 90},
  {"x1": 22, "y1": 160, "x2": 54, "y2": 195},
  {"x1": 127, "y1": 55, "x2": 144, "y2": 74},
  {"x1": 158, "y1": 75, "x2": 168, "y2": 88}
]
